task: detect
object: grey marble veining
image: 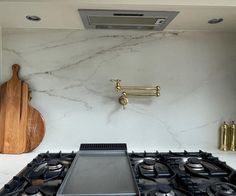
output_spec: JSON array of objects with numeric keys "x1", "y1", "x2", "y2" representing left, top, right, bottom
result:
[{"x1": 1, "y1": 28, "x2": 236, "y2": 152}]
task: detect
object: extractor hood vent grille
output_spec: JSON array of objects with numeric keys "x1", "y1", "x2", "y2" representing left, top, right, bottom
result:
[{"x1": 78, "y1": 10, "x2": 179, "y2": 31}]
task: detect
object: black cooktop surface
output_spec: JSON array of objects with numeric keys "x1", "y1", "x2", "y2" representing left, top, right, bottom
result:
[{"x1": 0, "y1": 148, "x2": 236, "y2": 196}]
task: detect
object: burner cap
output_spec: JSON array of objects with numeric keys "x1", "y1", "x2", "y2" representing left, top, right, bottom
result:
[
  {"x1": 140, "y1": 158, "x2": 156, "y2": 171},
  {"x1": 147, "y1": 185, "x2": 175, "y2": 196},
  {"x1": 47, "y1": 160, "x2": 59, "y2": 166},
  {"x1": 186, "y1": 158, "x2": 203, "y2": 170},
  {"x1": 25, "y1": 186, "x2": 41, "y2": 195},
  {"x1": 143, "y1": 158, "x2": 156, "y2": 166},
  {"x1": 188, "y1": 157, "x2": 201, "y2": 164},
  {"x1": 159, "y1": 184, "x2": 172, "y2": 193}
]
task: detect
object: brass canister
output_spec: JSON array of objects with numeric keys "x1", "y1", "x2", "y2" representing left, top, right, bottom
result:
[
  {"x1": 230, "y1": 121, "x2": 236, "y2": 151},
  {"x1": 219, "y1": 122, "x2": 230, "y2": 151}
]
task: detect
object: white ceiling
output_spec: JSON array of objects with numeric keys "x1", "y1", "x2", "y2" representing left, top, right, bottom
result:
[{"x1": 0, "y1": 0, "x2": 236, "y2": 31}]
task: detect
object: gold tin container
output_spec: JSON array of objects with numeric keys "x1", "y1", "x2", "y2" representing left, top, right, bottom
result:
[
  {"x1": 230, "y1": 121, "x2": 236, "y2": 151},
  {"x1": 219, "y1": 122, "x2": 230, "y2": 151}
]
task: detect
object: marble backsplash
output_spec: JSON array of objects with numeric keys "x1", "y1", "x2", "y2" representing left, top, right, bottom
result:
[{"x1": 1, "y1": 29, "x2": 236, "y2": 152}]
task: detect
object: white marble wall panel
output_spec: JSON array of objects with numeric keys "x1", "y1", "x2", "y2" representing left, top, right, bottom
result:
[{"x1": 2, "y1": 29, "x2": 236, "y2": 152}]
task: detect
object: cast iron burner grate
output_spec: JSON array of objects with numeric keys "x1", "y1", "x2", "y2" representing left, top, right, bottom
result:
[
  {"x1": 0, "y1": 152, "x2": 76, "y2": 196},
  {"x1": 129, "y1": 150, "x2": 236, "y2": 196}
]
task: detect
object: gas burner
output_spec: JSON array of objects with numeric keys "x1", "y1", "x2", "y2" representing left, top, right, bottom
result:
[
  {"x1": 47, "y1": 160, "x2": 63, "y2": 172},
  {"x1": 140, "y1": 158, "x2": 156, "y2": 171},
  {"x1": 29, "y1": 160, "x2": 64, "y2": 181},
  {"x1": 136, "y1": 158, "x2": 173, "y2": 179},
  {"x1": 42, "y1": 160, "x2": 65, "y2": 180},
  {"x1": 146, "y1": 185, "x2": 175, "y2": 196},
  {"x1": 206, "y1": 182, "x2": 236, "y2": 196},
  {"x1": 185, "y1": 158, "x2": 204, "y2": 171},
  {"x1": 22, "y1": 186, "x2": 43, "y2": 196}
]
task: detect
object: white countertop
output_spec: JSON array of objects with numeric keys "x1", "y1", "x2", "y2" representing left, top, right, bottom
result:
[{"x1": 0, "y1": 150, "x2": 236, "y2": 189}]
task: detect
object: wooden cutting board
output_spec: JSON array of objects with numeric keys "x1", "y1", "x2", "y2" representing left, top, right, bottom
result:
[{"x1": 0, "y1": 64, "x2": 45, "y2": 154}]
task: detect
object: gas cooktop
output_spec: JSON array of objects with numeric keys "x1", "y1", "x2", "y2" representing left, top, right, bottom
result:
[
  {"x1": 129, "y1": 151, "x2": 236, "y2": 195},
  {"x1": 0, "y1": 144, "x2": 236, "y2": 196}
]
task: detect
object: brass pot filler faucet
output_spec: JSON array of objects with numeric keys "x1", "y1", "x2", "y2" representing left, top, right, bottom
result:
[{"x1": 111, "y1": 79, "x2": 160, "y2": 109}]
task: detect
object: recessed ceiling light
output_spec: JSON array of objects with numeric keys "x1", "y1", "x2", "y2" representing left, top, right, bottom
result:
[
  {"x1": 26, "y1": 15, "x2": 41, "y2": 21},
  {"x1": 208, "y1": 18, "x2": 223, "y2": 24}
]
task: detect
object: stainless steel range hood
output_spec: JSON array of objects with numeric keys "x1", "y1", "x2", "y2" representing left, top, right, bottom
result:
[{"x1": 78, "y1": 9, "x2": 179, "y2": 30}]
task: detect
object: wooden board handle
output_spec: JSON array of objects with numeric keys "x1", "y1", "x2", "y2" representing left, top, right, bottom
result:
[{"x1": 12, "y1": 64, "x2": 20, "y2": 79}]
